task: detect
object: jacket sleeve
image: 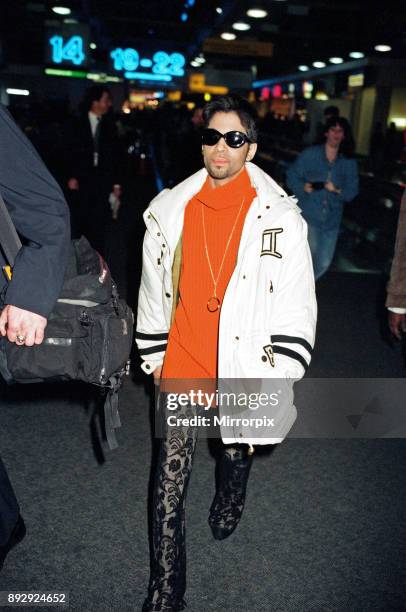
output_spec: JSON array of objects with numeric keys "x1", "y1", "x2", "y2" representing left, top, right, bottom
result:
[
  {"x1": 286, "y1": 150, "x2": 310, "y2": 200},
  {"x1": 136, "y1": 223, "x2": 169, "y2": 374},
  {"x1": 0, "y1": 105, "x2": 70, "y2": 318},
  {"x1": 340, "y1": 158, "x2": 359, "y2": 202},
  {"x1": 386, "y1": 189, "x2": 406, "y2": 309},
  {"x1": 268, "y1": 211, "x2": 317, "y2": 379}
]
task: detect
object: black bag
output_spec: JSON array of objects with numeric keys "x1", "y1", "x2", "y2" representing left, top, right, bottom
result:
[{"x1": 0, "y1": 195, "x2": 134, "y2": 449}]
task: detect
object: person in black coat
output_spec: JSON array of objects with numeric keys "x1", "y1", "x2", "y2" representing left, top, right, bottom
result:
[
  {"x1": 65, "y1": 85, "x2": 122, "y2": 256},
  {"x1": 0, "y1": 104, "x2": 70, "y2": 570}
]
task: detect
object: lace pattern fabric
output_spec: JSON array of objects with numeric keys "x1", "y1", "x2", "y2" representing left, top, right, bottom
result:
[{"x1": 143, "y1": 393, "x2": 253, "y2": 611}]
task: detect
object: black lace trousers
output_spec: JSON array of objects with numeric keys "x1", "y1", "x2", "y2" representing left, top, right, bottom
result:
[{"x1": 145, "y1": 396, "x2": 252, "y2": 607}]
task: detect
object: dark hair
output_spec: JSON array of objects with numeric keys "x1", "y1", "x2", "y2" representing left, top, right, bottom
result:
[
  {"x1": 324, "y1": 105, "x2": 339, "y2": 118},
  {"x1": 84, "y1": 85, "x2": 111, "y2": 111},
  {"x1": 324, "y1": 116, "x2": 355, "y2": 158},
  {"x1": 202, "y1": 95, "x2": 258, "y2": 142}
]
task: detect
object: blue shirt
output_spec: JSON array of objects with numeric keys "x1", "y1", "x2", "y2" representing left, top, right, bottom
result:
[{"x1": 286, "y1": 145, "x2": 359, "y2": 230}]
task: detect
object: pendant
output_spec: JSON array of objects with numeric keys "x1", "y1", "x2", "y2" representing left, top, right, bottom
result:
[{"x1": 207, "y1": 296, "x2": 221, "y2": 312}]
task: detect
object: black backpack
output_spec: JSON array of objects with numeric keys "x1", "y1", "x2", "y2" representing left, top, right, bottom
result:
[{"x1": 0, "y1": 235, "x2": 134, "y2": 449}]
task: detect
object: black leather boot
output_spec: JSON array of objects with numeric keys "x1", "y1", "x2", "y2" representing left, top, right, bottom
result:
[{"x1": 208, "y1": 446, "x2": 253, "y2": 540}]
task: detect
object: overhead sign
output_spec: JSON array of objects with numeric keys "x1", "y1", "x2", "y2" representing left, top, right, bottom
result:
[
  {"x1": 45, "y1": 24, "x2": 90, "y2": 67},
  {"x1": 45, "y1": 28, "x2": 185, "y2": 83},
  {"x1": 188, "y1": 73, "x2": 228, "y2": 95},
  {"x1": 348, "y1": 73, "x2": 364, "y2": 88},
  {"x1": 44, "y1": 68, "x2": 122, "y2": 82},
  {"x1": 203, "y1": 38, "x2": 273, "y2": 58},
  {"x1": 110, "y1": 47, "x2": 186, "y2": 82}
]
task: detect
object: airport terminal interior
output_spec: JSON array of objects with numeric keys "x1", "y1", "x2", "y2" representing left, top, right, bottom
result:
[{"x1": 0, "y1": 1, "x2": 406, "y2": 610}]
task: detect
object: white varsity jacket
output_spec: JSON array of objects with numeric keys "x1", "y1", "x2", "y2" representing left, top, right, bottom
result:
[{"x1": 136, "y1": 162, "x2": 317, "y2": 445}]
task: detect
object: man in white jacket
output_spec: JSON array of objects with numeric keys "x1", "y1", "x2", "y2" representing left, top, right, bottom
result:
[{"x1": 136, "y1": 96, "x2": 317, "y2": 612}]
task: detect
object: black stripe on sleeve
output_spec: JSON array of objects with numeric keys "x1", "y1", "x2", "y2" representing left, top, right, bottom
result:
[
  {"x1": 271, "y1": 335, "x2": 313, "y2": 355},
  {"x1": 138, "y1": 343, "x2": 167, "y2": 356},
  {"x1": 272, "y1": 346, "x2": 309, "y2": 371},
  {"x1": 135, "y1": 332, "x2": 169, "y2": 341}
]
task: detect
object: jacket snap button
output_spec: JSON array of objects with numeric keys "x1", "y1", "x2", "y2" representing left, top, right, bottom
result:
[
  {"x1": 266, "y1": 205, "x2": 270, "y2": 209},
  {"x1": 235, "y1": 336, "x2": 239, "y2": 340},
  {"x1": 165, "y1": 292, "x2": 171, "y2": 298},
  {"x1": 239, "y1": 433, "x2": 243, "y2": 437},
  {"x1": 261, "y1": 356, "x2": 267, "y2": 362},
  {"x1": 147, "y1": 214, "x2": 151, "y2": 219},
  {"x1": 243, "y1": 275, "x2": 246, "y2": 279},
  {"x1": 257, "y1": 215, "x2": 261, "y2": 219},
  {"x1": 145, "y1": 364, "x2": 151, "y2": 370},
  {"x1": 162, "y1": 243, "x2": 166, "y2": 248},
  {"x1": 157, "y1": 232, "x2": 161, "y2": 236}
]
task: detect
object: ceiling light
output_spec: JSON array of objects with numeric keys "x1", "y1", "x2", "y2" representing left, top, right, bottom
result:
[
  {"x1": 349, "y1": 51, "x2": 364, "y2": 59},
  {"x1": 298, "y1": 65, "x2": 309, "y2": 71},
  {"x1": 6, "y1": 88, "x2": 30, "y2": 96},
  {"x1": 90, "y1": 43, "x2": 97, "y2": 50},
  {"x1": 232, "y1": 22, "x2": 251, "y2": 31},
  {"x1": 52, "y1": 6, "x2": 71, "y2": 15},
  {"x1": 194, "y1": 56, "x2": 206, "y2": 64},
  {"x1": 247, "y1": 8, "x2": 268, "y2": 18},
  {"x1": 190, "y1": 61, "x2": 200, "y2": 67},
  {"x1": 375, "y1": 44, "x2": 391, "y2": 52},
  {"x1": 216, "y1": 7, "x2": 223, "y2": 14},
  {"x1": 312, "y1": 61, "x2": 326, "y2": 68},
  {"x1": 221, "y1": 32, "x2": 236, "y2": 40},
  {"x1": 329, "y1": 57, "x2": 343, "y2": 64}
]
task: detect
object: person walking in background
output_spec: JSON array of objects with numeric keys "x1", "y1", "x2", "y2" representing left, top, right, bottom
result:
[
  {"x1": 314, "y1": 105, "x2": 340, "y2": 143},
  {"x1": 136, "y1": 95, "x2": 316, "y2": 611},
  {"x1": 387, "y1": 189, "x2": 406, "y2": 339},
  {"x1": 65, "y1": 85, "x2": 123, "y2": 256},
  {"x1": 0, "y1": 104, "x2": 70, "y2": 571},
  {"x1": 287, "y1": 116, "x2": 359, "y2": 280}
]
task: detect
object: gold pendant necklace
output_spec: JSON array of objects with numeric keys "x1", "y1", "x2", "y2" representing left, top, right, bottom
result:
[{"x1": 201, "y1": 197, "x2": 245, "y2": 313}]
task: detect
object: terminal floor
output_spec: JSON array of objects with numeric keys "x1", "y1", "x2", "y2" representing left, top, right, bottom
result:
[{"x1": 0, "y1": 270, "x2": 405, "y2": 612}]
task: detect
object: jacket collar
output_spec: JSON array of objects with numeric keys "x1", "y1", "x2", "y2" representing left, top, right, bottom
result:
[{"x1": 145, "y1": 162, "x2": 300, "y2": 247}]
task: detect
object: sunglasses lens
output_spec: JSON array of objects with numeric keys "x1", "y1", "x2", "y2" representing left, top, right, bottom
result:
[
  {"x1": 225, "y1": 131, "x2": 246, "y2": 148},
  {"x1": 202, "y1": 129, "x2": 249, "y2": 147},
  {"x1": 202, "y1": 129, "x2": 221, "y2": 146}
]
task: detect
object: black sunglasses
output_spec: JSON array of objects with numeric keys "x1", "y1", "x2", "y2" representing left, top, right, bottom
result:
[{"x1": 201, "y1": 128, "x2": 251, "y2": 148}]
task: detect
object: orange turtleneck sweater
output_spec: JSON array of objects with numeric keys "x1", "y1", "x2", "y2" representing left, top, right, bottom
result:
[{"x1": 162, "y1": 167, "x2": 257, "y2": 380}]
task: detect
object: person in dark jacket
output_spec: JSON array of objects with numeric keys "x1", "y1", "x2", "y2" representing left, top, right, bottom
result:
[
  {"x1": 286, "y1": 116, "x2": 359, "y2": 279},
  {"x1": 0, "y1": 104, "x2": 70, "y2": 571},
  {"x1": 65, "y1": 85, "x2": 122, "y2": 256}
]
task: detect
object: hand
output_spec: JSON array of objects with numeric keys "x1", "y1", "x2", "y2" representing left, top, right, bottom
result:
[
  {"x1": 68, "y1": 178, "x2": 79, "y2": 191},
  {"x1": 388, "y1": 312, "x2": 406, "y2": 340},
  {"x1": 153, "y1": 365, "x2": 162, "y2": 385},
  {"x1": 112, "y1": 184, "x2": 122, "y2": 197},
  {"x1": 304, "y1": 182, "x2": 313, "y2": 193},
  {"x1": 325, "y1": 181, "x2": 341, "y2": 194},
  {"x1": 0, "y1": 305, "x2": 47, "y2": 346}
]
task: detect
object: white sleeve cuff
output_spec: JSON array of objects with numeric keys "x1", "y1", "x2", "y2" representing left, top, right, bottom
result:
[{"x1": 387, "y1": 307, "x2": 406, "y2": 314}]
